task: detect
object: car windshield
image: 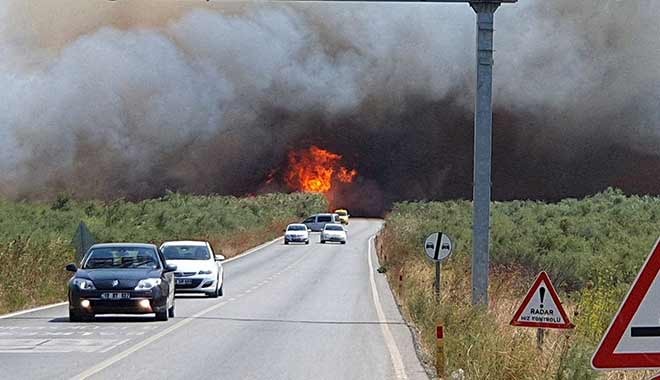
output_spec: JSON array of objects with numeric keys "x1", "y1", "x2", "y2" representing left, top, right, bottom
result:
[
  {"x1": 336, "y1": 211, "x2": 347, "y2": 216},
  {"x1": 325, "y1": 225, "x2": 344, "y2": 231},
  {"x1": 162, "y1": 245, "x2": 210, "y2": 261},
  {"x1": 288, "y1": 225, "x2": 306, "y2": 231},
  {"x1": 84, "y1": 247, "x2": 160, "y2": 269},
  {"x1": 318, "y1": 215, "x2": 332, "y2": 222}
]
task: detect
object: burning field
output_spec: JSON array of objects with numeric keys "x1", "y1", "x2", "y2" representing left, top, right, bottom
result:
[{"x1": 0, "y1": 1, "x2": 659, "y2": 215}]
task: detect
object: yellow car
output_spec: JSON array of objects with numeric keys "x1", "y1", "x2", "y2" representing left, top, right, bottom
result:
[{"x1": 334, "y1": 209, "x2": 349, "y2": 225}]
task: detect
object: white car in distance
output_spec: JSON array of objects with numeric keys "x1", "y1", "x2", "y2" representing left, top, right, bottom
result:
[
  {"x1": 320, "y1": 223, "x2": 347, "y2": 244},
  {"x1": 284, "y1": 223, "x2": 310, "y2": 245},
  {"x1": 160, "y1": 241, "x2": 224, "y2": 297}
]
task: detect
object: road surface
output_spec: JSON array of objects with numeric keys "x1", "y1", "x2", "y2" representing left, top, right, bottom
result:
[{"x1": 0, "y1": 219, "x2": 428, "y2": 380}]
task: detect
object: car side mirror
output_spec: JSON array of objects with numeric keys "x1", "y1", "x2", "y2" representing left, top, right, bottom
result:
[
  {"x1": 215, "y1": 255, "x2": 225, "y2": 261},
  {"x1": 65, "y1": 263, "x2": 78, "y2": 272},
  {"x1": 164, "y1": 264, "x2": 177, "y2": 273}
]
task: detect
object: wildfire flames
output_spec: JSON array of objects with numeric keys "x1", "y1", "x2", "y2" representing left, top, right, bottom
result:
[{"x1": 286, "y1": 146, "x2": 357, "y2": 193}]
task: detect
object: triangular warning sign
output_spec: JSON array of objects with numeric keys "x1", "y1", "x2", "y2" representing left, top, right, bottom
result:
[
  {"x1": 593, "y1": 238, "x2": 660, "y2": 370},
  {"x1": 510, "y1": 271, "x2": 574, "y2": 329}
]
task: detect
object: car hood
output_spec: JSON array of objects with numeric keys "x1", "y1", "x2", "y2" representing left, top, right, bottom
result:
[
  {"x1": 323, "y1": 231, "x2": 346, "y2": 235},
  {"x1": 285, "y1": 231, "x2": 308, "y2": 236},
  {"x1": 166, "y1": 260, "x2": 217, "y2": 273},
  {"x1": 76, "y1": 268, "x2": 161, "y2": 290}
]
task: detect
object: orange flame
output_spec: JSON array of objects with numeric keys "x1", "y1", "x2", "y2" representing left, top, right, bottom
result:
[
  {"x1": 337, "y1": 167, "x2": 358, "y2": 183},
  {"x1": 286, "y1": 146, "x2": 357, "y2": 193}
]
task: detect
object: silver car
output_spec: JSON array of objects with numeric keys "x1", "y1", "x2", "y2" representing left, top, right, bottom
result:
[
  {"x1": 160, "y1": 241, "x2": 225, "y2": 298},
  {"x1": 302, "y1": 213, "x2": 341, "y2": 232},
  {"x1": 320, "y1": 223, "x2": 347, "y2": 244}
]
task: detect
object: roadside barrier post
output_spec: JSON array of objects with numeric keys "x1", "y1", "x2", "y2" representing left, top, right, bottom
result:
[
  {"x1": 398, "y1": 267, "x2": 404, "y2": 303},
  {"x1": 436, "y1": 325, "x2": 445, "y2": 378}
]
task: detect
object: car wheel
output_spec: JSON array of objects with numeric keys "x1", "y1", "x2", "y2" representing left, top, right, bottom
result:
[
  {"x1": 209, "y1": 282, "x2": 220, "y2": 298},
  {"x1": 69, "y1": 309, "x2": 92, "y2": 322},
  {"x1": 321, "y1": 240, "x2": 325, "y2": 244},
  {"x1": 218, "y1": 284, "x2": 224, "y2": 297},
  {"x1": 284, "y1": 241, "x2": 289, "y2": 245},
  {"x1": 341, "y1": 241, "x2": 346, "y2": 245},
  {"x1": 155, "y1": 308, "x2": 169, "y2": 321},
  {"x1": 69, "y1": 309, "x2": 82, "y2": 322},
  {"x1": 305, "y1": 240, "x2": 309, "y2": 245},
  {"x1": 69, "y1": 310, "x2": 81, "y2": 323},
  {"x1": 168, "y1": 304, "x2": 175, "y2": 318}
]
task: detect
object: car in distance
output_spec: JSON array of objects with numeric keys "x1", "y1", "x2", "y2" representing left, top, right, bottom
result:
[
  {"x1": 320, "y1": 223, "x2": 347, "y2": 244},
  {"x1": 66, "y1": 243, "x2": 177, "y2": 322},
  {"x1": 302, "y1": 213, "x2": 341, "y2": 232},
  {"x1": 284, "y1": 223, "x2": 310, "y2": 245},
  {"x1": 160, "y1": 241, "x2": 224, "y2": 298},
  {"x1": 334, "y1": 209, "x2": 350, "y2": 225}
]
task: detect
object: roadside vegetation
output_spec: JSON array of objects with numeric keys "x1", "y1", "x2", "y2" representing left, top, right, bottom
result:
[
  {"x1": 0, "y1": 192, "x2": 326, "y2": 314},
  {"x1": 378, "y1": 188, "x2": 657, "y2": 379}
]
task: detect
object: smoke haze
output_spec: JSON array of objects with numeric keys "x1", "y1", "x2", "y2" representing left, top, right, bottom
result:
[{"x1": 0, "y1": 0, "x2": 658, "y2": 214}]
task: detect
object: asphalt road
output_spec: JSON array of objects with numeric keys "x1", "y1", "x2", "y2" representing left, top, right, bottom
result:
[{"x1": 0, "y1": 219, "x2": 428, "y2": 380}]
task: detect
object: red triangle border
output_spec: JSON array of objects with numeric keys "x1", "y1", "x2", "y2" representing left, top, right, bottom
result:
[
  {"x1": 592, "y1": 238, "x2": 660, "y2": 370},
  {"x1": 510, "y1": 271, "x2": 574, "y2": 329}
]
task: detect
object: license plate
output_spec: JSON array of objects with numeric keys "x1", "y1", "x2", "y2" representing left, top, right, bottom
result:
[
  {"x1": 176, "y1": 279, "x2": 193, "y2": 285},
  {"x1": 100, "y1": 292, "x2": 130, "y2": 300}
]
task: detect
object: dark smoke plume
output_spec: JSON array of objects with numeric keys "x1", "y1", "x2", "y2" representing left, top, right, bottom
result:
[{"x1": 0, "y1": 0, "x2": 658, "y2": 215}]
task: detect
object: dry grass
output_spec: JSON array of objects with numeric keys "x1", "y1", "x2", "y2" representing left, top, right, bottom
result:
[{"x1": 209, "y1": 220, "x2": 290, "y2": 258}]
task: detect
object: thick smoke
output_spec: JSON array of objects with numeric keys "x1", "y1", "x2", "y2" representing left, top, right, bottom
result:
[{"x1": 0, "y1": 0, "x2": 658, "y2": 215}]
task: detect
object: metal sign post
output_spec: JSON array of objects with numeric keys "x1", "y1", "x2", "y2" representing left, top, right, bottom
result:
[
  {"x1": 425, "y1": 232, "x2": 454, "y2": 301},
  {"x1": 470, "y1": 1, "x2": 499, "y2": 307}
]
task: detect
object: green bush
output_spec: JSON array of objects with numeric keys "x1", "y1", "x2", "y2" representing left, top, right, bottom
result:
[{"x1": 387, "y1": 188, "x2": 658, "y2": 290}]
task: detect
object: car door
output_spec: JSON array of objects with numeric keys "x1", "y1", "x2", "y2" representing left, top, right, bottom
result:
[
  {"x1": 302, "y1": 216, "x2": 316, "y2": 231},
  {"x1": 209, "y1": 243, "x2": 222, "y2": 283},
  {"x1": 157, "y1": 249, "x2": 175, "y2": 306},
  {"x1": 317, "y1": 215, "x2": 332, "y2": 230}
]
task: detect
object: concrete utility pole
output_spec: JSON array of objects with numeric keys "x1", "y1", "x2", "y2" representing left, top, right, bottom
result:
[{"x1": 469, "y1": 1, "x2": 501, "y2": 307}]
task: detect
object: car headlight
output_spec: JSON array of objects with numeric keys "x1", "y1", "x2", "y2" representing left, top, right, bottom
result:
[
  {"x1": 73, "y1": 278, "x2": 96, "y2": 290},
  {"x1": 135, "y1": 278, "x2": 162, "y2": 290},
  {"x1": 198, "y1": 270, "x2": 213, "y2": 275}
]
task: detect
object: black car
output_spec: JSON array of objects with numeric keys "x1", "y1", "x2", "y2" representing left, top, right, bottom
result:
[{"x1": 66, "y1": 243, "x2": 177, "y2": 322}]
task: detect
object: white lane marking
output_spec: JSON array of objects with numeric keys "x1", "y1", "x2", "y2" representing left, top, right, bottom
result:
[
  {"x1": 70, "y1": 301, "x2": 228, "y2": 380},
  {"x1": 0, "y1": 338, "x2": 129, "y2": 353},
  {"x1": 99, "y1": 339, "x2": 130, "y2": 353},
  {"x1": 0, "y1": 302, "x2": 67, "y2": 320},
  {"x1": 367, "y1": 236, "x2": 407, "y2": 380},
  {"x1": 223, "y1": 236, "x2": 283, "y2": 264}
]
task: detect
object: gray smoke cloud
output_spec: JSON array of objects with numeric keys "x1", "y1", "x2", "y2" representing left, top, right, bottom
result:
[{"x1": 0, "y1": 0, "x2": 658, "y2": 213}]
